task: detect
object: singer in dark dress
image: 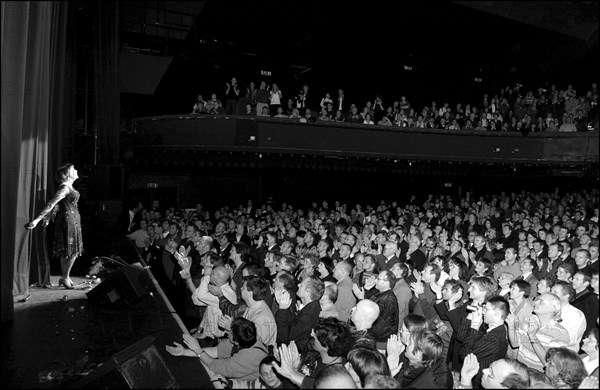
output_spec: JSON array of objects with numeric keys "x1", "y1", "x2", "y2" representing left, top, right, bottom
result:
[{"x1": 26, "y1": 163, "x2": 83, "y2": 289}]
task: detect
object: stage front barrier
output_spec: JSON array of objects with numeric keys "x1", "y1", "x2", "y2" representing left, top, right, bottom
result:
[{"x1": 78, "y1": 260, "x2": 219, "y2": 389}]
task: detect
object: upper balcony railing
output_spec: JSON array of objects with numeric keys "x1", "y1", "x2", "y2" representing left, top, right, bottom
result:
[{"x1": 132, "y1": 114, "x2": 599, "y2": 166}]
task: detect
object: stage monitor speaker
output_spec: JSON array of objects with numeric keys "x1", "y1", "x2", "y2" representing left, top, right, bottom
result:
[
  {"x1": 86, "y1": 263, "x2": 154, "y2": 309},
  {"x1": 75, "y1": 335, "x2": 179, "y2": 389}
]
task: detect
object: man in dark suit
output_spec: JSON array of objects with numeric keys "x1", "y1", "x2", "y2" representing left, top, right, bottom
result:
[
  {"x1": 275, "y1": 275, "x2": 323, "y2": 353},
  {"x1": 457, "y1": 296, "x2": 510, "y2": 388},
  {"x1": 571, "y1": 270, "x2": 599, "y2": 333},
  {"x1": 518, "y1": 258, "x2": 539, "y2": 299},
  {"x1": 229, "y1": 223, "x2": 252, "y2": 247}
]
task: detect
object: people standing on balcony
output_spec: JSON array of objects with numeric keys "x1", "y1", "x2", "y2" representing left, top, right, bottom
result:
[
  {"x1": 336, "y1": 89, "x2": 346, "y2": 113},
  {"x1": 192, "y1": 94, "x2": 206, "y2": 114},
  {"x1": 269, "y1": 83, "x2": 282, "y2": 117},
  {"x1": 225, "y1": 77, "x2": 240, "y2": 115},
  {"x1": 255, "y1": 81, "x2": 271, "y2": 116}
]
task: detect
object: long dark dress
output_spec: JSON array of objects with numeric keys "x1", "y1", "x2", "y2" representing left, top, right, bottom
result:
[{"x1": 39, "y1": 184, "x2": 83, "y2": 257}]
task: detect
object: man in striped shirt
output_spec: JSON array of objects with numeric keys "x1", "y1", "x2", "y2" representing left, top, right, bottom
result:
[{"x1": 506, "y1": 292, "x2": 569, "y2": 372}]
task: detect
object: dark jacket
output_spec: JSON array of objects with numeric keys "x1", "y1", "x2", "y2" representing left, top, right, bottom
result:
[
  {"x1": 394, "y1": 354, "x2": 447, "y2": 389},
  {"x1": 458, "y1": 319, "x2": 509, "y2": 388},
  {"x1": 571, "y1": 290, "x2": 599, "y2": 333},
  {"x1": 365, "y1": 289, "x2": 399, "y2": 342},
  {"x1": 275, "y1": 300, "x2": 321, "y2": 353}
]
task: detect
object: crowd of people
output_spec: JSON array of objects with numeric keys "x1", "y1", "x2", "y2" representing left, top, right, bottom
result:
[
  {"x1": 189, "y1": 77, "x2": 599, "y2": 134},
  {"x1": 121, "y1": 187, "x2": 600, "y2": 388}
]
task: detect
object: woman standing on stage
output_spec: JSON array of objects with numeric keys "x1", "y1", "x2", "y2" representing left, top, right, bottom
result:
[{"x1": 26, "y1": 163, "x2": 83, "y2": 289}]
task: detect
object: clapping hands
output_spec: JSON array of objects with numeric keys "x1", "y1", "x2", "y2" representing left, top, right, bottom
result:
[
  {"x1": 386, "y1": 334, "x2": 405, "y2": 377},
  {"x1": 275, "y1": 290, "x2": 292, "y2": 310},
  {"x1": 272, "y1": 341, "x2": 301, "y2": 380},
  {"x1": 352, "y1": 283, "x2": 365, "y2": 300},
  {"x1": 460, "y1": 353, "x2": 480, "y2": 386}
]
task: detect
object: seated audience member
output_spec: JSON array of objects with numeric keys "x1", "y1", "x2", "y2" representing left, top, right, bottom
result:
[
  {"x1": 271, "y1": 270, "x2": 298, "y2": 315},
  {"x1": 188, "y1": 265, "x2": 237, "y2": 341},
  {"x1": 390, "y1": 262, "x2": 411, "y2": 328},
  {"x1": 320, "y1": 281, "x2": 339, "y2": 319},
  {"x1": 213, "y1": 355, "x2": 289, "y2": 389},
  {"x1": 316, "y1": 257, "x2": 337, "y2": 283},
  {"x1": 239, "y1": 275, "x2": 277, "y2": 348},
  {"x1": 493, "y1": 247, "x2": 522, "y2": 280},
  {"x1": 350, "y1": 299, "x2": 380, "y2": 342},
  {"x1": 332, "y1": 260, "x2": 357, "y2": 322},
  {"x1": 275, "y1": 275, "x2": 324, "y2": 352},
  {"x1": 457, "y1": 296, "x2": 510, "y2": 387},
  {"x1": 165, "y1": 318, "x2": 268, "y2": 382},
  {"x1": 353, "y1": 270, "x2": 399, "y2": 345},
  {"x1": 544, "y1": 347, "x2": 589, "y2": 389},
  {"x1": 556, "y1": 262, "x2": 576, "y2": 282},
  {"x1": 551, "y1": 280, "x2": 587, "y2": 352},
  {"x1": 518, "y1": 257, "x2": 539, "y2": 298},
  {"x1": 497, "y1": 272, "x2": 515, "y2": 299},
  {"x1": 362, "y1": 374, "x2": 402, "y2": 389},
  {"x1": 391, "y1": 329, "x2": 445, "y2": 388},
  {"x1": 571, "y1": 270, "x2": 600, "y2": 334},
  {"x1": 297, "y1": 254, "x2": 319, "y2": 281},
  {"x1": 458, "y1": 354, "x2": 530, "y2": 389},
  {"x1": 581, "y1": 329, "x2": 599, "y2": 375},
  {"x1": 434, "y1": 276, "x2": 496, "y2": 371},
  {"x1": 506, "y1": 292, "x2": 570, "y2": 372},
  {"x1": 411, "y1": 262, "x2": 443, "y2": 323},
  {"x1": 345, "y1": 347, "x2": 391, "y2": 388},
  {"x1": 272, "y1": 318, "x2": 353, "y2": 388},
  {"x1": 536, "y1": 276, "x2": 555, "y2": 296}
]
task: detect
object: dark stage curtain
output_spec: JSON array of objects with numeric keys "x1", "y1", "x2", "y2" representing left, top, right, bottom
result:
[
  {"x1": 1, "y1": 1, "x2": 71, "y2": 322},
  {"x1": 94, "y1": 1, "x2": 120, "y2": 165}
]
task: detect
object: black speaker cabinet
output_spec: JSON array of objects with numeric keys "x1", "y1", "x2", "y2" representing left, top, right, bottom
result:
[
  {"x1": 86, "y1": 262, "x2": 154, "y2": 309},
  {"x1": 75, "y1": 336, "x2": 178, "y2": 388}
]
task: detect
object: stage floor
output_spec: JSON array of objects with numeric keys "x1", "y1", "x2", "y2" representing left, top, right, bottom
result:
[{"x1": 4, "y1": 274, "x2": 213, "y2": 389}]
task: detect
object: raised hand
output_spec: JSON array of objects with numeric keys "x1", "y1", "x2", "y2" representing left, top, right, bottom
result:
[
  {"x1": 218, "y1": 315, "x2": 232, "y2": 332},
  {"x1": 364, "y1": 275, "x2": 376, "y2": 290},
  {"x1": 386, "y1": 334, "x2": 405, "y2": 377},
  {"x1": 352, "y1": 283, "x2": 365, "y2": 300},
  {"x1": 182, "y1": 333, "x2": 202, "y2": 355},
  {"x1": 429, "y1": 281, "x2": 442, "y2": 296},
  {"x1": 460, "y1": 353, "x2": 480, "y2": 385},
  {"x1": 272, "y1": 342, "x2": 301, "y2": 380},
  {"x1": 165, "y1": 341, "x2": 186, "y2": 356},
  {"x1": 413, "y1": 268, "x2": 422, "y2": 282},
  {"x1": 276, "y1": 290, "x2": 292, "y2": 310},
  {"x1": 410, "y1": 281, "x2": 425, "y2": 296}
]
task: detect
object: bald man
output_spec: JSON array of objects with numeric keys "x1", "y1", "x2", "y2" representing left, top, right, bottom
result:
[
  {"x1": 191, "y1": 266, "x2": 237, "y2": 340},
  {"x1": 315, "y1": 364, "x2": 357, "y2": 389},
  {"x1": 351, "y1": 299, "x2": 380, "y2": 343}
]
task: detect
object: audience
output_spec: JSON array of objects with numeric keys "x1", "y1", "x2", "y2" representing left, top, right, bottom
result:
[{"x1": 135, "y1": 186, "x2": 599, "y2": 388}]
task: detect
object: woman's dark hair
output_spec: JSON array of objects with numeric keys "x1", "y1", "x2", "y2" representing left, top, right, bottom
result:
[
  {"x1": 233, "y1": 242, "x2": 250, "y2": 262},
  {"x1": 403, "y1": 314, "x2": 429, "y2": 333},
  {"x1": 450, "y1": 257, "x2": 470, "y2": 280},
  {"x1": 314, "y1": 317, "x2": 352, "y2": 357},
  {"x1": 55, "y1": 163, "x2": 74, "y2": 183},
  {"x1": 243, "y1": 275, "x2": 269, "y2": 301},
  {"x1": 231, "y1": 317, "x2": 257, "y2": 349},
  {"x1": 346, "y1": 347, "x2": 390, "y2": 387}
]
